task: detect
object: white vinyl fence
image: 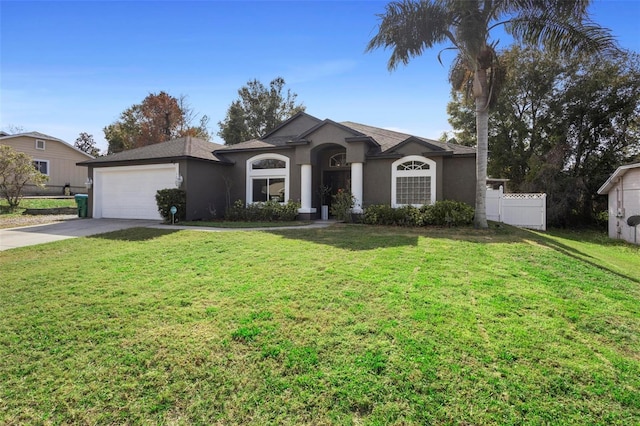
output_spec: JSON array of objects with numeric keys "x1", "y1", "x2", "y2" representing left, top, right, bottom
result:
[{"x1": 486, "y1": 187, "x2": 547, "y2": 230}]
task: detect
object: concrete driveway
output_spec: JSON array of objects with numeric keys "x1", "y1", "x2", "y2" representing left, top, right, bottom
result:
[{"x1": 0, "y1": 218, "x2": 160, "y2": 251}]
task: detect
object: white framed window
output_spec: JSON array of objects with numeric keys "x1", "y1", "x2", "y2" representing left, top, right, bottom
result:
[
  {"x1": 329, "y1": 152, "x2": 348, "y2": 168},
  {"x1": 246, "y1": 153, "x2": 289, "y2": 204},
  {"x1": 391, "y1": 155, "x2": 436, "y2": 207},
  {"x1": 33, "y1": 159, "x2": 49, "y2": 176},
  {"x1": 35, "y1": 139, "x2": 45, "y2": 150}
]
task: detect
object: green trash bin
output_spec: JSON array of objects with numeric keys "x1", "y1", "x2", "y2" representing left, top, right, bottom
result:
[{"x1": 75, "y1": 194, "x2": 89, "y2": 218}]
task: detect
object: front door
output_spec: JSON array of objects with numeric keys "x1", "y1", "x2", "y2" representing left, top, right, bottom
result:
[{"x1": 323, "y1": 170, "x2": 351, "y2": 213}]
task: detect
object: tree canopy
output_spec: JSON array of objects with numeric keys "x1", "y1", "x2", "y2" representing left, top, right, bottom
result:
[
  {"x1": 447, "y1": 46, "x2": 640, "y2": 226},
  {"x1": 74, "y1": 132, "x2": 101, "y2": 157},
  {"x1": 366, "y1": 0, "x2": 616, "y2": 228},
  {"x1": 104, "y1": 92, "x2": 211, "y2": 154},
  {"x1": 218, "y1": 77, "x2": 306, "y2": 145}
]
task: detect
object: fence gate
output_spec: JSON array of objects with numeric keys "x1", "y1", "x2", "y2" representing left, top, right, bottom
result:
[{"x1": 486, "y1": 187, "x2": 547, "y2": 230}]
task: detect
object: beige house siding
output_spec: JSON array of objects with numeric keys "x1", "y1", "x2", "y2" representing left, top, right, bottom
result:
[{"x1": 1, "y1": 134, "x2": 93, "y2": 195}]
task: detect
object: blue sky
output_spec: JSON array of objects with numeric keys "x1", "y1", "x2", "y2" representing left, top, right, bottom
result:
[{"x1": 1, "y1": 0, "x2": 639, "y2": 153}]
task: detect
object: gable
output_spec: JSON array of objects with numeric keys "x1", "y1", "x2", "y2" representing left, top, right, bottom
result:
[
  {"x1": 598, "y1": 163, "x2": 640, "y2": 194},
  {"x1": 264, "y1": 113, "x2": 322, "y2": 140},
  {"x1": 300, "y1": 122, "x2": 361, "y2": 147},
  {"x1": 0, "y1": 135, "x2": 93, "y2": 161}
]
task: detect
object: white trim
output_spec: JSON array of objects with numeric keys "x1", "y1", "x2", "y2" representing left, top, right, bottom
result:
[
  {"x1": 246, "y1": 153, "x2": 290, "y2": 204},
  {"x1": 391, "y1": 155, "x2": 436, "y2": 207},
  {"x1": 32, "y1": 159, "x2": 50, "y2": 176},
  {"x1": 93, "y1": 163, "x2": 178, "y2": 219},
  {"x1": 598, "y1": 162, "x2": 640, "y2": 195},
  {"x1": 35, "y1": 139, "x2": 45, "y2": 150}
]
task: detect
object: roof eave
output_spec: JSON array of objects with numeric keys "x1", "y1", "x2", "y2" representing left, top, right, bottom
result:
[
  {"x1": 213, "y1": 145, "x2": 292, "y2": 154},
  {"x1": 598, "y1": 163, "x2": 638, "y2": 194}
]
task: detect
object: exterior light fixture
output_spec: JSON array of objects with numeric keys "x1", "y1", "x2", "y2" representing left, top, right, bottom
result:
[
  {"x1": 175, "y1": 175, "x2": 184, "y2": 188},
  {"x1": 84, "y1": 177, "x2": 93, "y2": 190}
]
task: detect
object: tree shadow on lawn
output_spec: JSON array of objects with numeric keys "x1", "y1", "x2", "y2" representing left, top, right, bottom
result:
[
  {"x1": 270, "y1": 223, "x2": 639, "y2": 283},
  {"x1": 88, "y1": 227, "x2": 180, "y2": 242},
  {"x1": 520, "y1": 228, "x2": 640, "y2": 284},
  {"x1": 267, "y1": 224, "x2": 420, "y2": 251}
]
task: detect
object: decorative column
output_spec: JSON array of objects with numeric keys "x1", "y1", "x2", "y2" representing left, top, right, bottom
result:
[
  {"x1": 351, "y1": 162, "x2": 363, "y2": 213},
  {"x1": 299, "y1": 164, "x2": 316, "y2": 214}
]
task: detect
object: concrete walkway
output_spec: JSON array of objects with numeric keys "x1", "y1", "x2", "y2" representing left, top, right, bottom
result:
[
  {"x1": 0, "y1": 218, "x2": 159, "y2": 251},
  {"x1": 0, "y1": 219, "x2": 334, "y2": 251}
]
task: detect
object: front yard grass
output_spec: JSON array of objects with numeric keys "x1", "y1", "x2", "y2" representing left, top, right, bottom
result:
[
  {"x1": 0, "y1": 225, "x2": 638, "y2": 424},
  {"x1": 179, "y1": 220, "x2": 313, "y2": 228},
  {"x1": 0, "y1": 197, "x2": 76, "y2": 215}
]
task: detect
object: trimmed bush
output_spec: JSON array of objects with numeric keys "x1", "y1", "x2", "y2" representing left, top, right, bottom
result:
[
  {"x1": 156, "y1": 188, "x2": 186, "y2": 222},
  {"x1": 330, "y1": 189, "x2": 355, "y2": 222},
  {"x1": 363, "y1": 201, "x2": 474, "y2": 227},
  {"x1": 424, "y1": 200, "x2": 474, "y2": 226},
  {"x1": 225, "y1": 200, "x2": 300, "y2": 222}
]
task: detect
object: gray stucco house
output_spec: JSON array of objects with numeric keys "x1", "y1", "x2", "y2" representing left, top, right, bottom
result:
[{"x1": 79, "y1": 112, "x2": 476, "y2": 221}]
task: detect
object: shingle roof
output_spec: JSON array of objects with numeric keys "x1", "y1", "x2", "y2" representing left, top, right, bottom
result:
[
  {"x1": 79, "y1": 137, "x2": 229, "y2": 165},
  {"x1": 216, "y1": 139, "x2": 286, "y2": 151},
  {"x1": 340, "y1": 121, "x2": 476, "y2": 155},
  {"x1": 215, "y1": 117, "x2": 475, "y2": 157}
]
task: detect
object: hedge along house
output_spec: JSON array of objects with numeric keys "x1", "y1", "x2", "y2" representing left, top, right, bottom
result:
[{"x1": 78, "y1": 112, "x2": 476, "y2": 221}]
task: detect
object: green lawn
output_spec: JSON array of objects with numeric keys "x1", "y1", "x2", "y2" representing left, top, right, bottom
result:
[
  {"x1": 180, "y1": 220, "x2": 313, "y2": 228},
  {"x1": 0, "y1": 197, "x2": 76, "y2": 215},
  {"x1": 1, "y1": 225, "x2": 638, "y2": 425}
]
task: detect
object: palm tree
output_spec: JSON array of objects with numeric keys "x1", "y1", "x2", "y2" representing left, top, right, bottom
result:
[{"x1": 366, "y1": 0, "x2": 616, "y2": 228}]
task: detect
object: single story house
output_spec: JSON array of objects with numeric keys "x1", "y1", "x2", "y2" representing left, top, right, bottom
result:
[
  {"x1": 598, "y1": 162, "x2": 640, "y2": 244},
  {"x1": 1, "y1": 131, "x2": 94, "y2": 195},
  {"x1": 78, "y1": 112, "x2": 476, "y2": 221}
]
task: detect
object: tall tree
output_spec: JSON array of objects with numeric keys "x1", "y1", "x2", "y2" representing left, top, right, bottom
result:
[
  {"x1": 366, "y1": 0, "x2": 616, "y2": 228},
  {"x1": 0, "y1": 145, "x2": 48, "y2": 208},
  {"x1": 104, "y1": 92, "x2": 211, "y2": 154},
  {"x1": 74, "y1": 132, "x2": 101, "y2": 157},
  {"x1": 448, "y1": 46, "x2": 640, "y2": 226},
  {"x1": 218, "y1": 77, "x2": 306, "y2": 145}
]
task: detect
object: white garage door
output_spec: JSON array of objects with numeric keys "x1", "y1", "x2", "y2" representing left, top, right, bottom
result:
[{"x1": 94, "y1": 164, "x2": 178, "y2": 220}]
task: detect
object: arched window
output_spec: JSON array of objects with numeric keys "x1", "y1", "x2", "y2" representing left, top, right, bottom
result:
[
  {"x1": 329, "y1": 152, "x2": 347, "y2": 168},
  {"x1": 246, "y1": 153, "x2": 290, "y2": 204},
  {"x1": 391, "y1": 155, "x2": 436, "y2": 207}
]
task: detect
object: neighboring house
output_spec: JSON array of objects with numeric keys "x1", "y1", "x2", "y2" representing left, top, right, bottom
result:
[
  {"x1": 598, "y1": 162, "x2": 640, "y2": 245},
  {"x1": 78, "y1": 112, "x2": 476, "y2": 221},
  {"x1": 0, "y1": 131, "x2": 94, "y2": 195}
]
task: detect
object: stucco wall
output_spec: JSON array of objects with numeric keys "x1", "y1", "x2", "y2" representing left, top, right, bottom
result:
[
  {"x1": 607, "y1": 168, "x2": 640, "y2": 244},
  {"x1": 218, "y1": 148, "x2": 298, "y2": 206},
  {"x1": 442, "y1": 156, "x2": 476, "y2": 206},
  {"x1": 1, "y1": 135, "x2": 93, "y2": 195}
]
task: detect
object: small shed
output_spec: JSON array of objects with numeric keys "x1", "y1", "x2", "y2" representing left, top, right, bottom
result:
[{"x1": 598, "y1": 162, "x2": 640, "y2": 244}]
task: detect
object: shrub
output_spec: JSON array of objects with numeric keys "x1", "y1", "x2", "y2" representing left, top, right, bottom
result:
[
  {"x1": 362, "y1": 201, "x2": 474, "y2": 227},
  {"x1": 155, "y1": 188, "x2": 186, "y2": 222},
  {"x1": 331, "y1": 189, "x2": 355, "y2": 222},
  {"x1": 0, "y1": 145, "x2": 48, "y2": 208},
  {"x1": 423, "y1": 200, "x2": 474, "y2": 226},
  {"x1": 225, "y1": 200, "x2": 300, "y2": 222},
  {"x1": 363, "y1": 204, "x2": 418, "y2": 226}
]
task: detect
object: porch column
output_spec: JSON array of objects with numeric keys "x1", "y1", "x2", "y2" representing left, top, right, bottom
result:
[
  {"x1": 351, "y1": 162, "x2": 363, "y2": 213},
  {"x1": 298, "y1": 163, "x2": 316, "y2": 214}
]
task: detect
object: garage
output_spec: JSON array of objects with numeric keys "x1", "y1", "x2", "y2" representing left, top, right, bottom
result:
[{"x1": 93, "y1": 164, "x2": 178, "y2": 220}]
